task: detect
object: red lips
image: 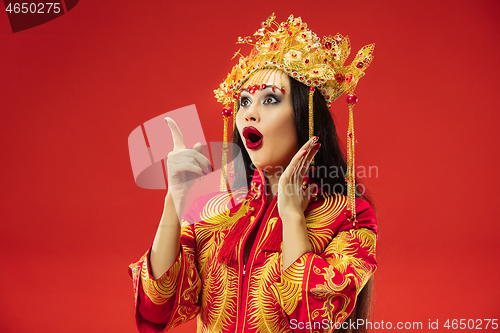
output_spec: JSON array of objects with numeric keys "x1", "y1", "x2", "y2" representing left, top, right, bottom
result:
[{"x1": 242, "y1": 126, "x2": 263, "y2": 149}]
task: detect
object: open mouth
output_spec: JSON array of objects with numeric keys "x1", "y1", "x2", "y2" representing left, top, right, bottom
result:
[{"x1": 242, "y1": 126, "x2": 263, "y2": 149}]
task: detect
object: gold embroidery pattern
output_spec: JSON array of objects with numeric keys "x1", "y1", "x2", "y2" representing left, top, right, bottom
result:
[
  {"x1": 200, "y1": 188, "x2": 248, "y2": 223},
  {"x1": 182, "y1": 250, "x2": 202, "y2": 305},
  {"x1": 270, "y1": 255, "x2": 307, "y2": 315},
  {"x1": 200, "y1": 261, "x2": 238, "y2": 332},
  {"x1": 198, "y1": 193, "x2": 252, "y2": 241},
  {"x1": 323, "y1": 228, "x2": 376, "y2": 291},
  {"x1": 306, "y1": 193, "x2": 347, "y2": 253},
  {"x1": 197, "y1": 200, "x2": 253, "y2": 273},
  {"x1": 165, "y1": 304, "x2": 200, "y2": 331},
  {"x1": 250, "y1": 181, "x2": 262, "y2": 200},
  {"x1": 247, "y1": 253, "x2": 289, "y2": 333},
  {"x1": 140, "y1": 251, "x2": 182, "y2": 305},
  {"x1": 310, "y1": 266, "x2": 351, "y2": 322},
  {"x1": 164, "y1": 225, "x2": 203, "y2": 330},
  {"x1": 256, "y1": 217, "x2": 278, "y2": 250},
  {"x1": 310, "y1": 228, "x2": 377, "y2": 322}
]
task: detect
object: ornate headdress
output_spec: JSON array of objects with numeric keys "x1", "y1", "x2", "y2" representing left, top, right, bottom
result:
[{"x1": 214, "y1": 13, "x2": 374, "y2": 225}]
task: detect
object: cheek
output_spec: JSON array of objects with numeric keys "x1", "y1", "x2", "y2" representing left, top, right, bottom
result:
[
  {"x1": 270, "y1": 113, "x2": 296, "y2": 142},
  {"x1": 268, "y1": 114, "x2": 298, "y2": 162}
]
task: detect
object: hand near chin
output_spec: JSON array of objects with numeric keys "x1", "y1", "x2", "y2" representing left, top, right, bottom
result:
[
  {"x1": 277, "y1": 136, "x2": 321, "y2": 221},
  {"x1": 165, "y1": 117, "x2": 213, "y2": 205}
]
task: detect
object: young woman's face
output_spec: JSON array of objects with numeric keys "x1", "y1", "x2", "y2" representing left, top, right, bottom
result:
[{"x1": 235, "y1": 69, "x2": 298, "y2": 174}]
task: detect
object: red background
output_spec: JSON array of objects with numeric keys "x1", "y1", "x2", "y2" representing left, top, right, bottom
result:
[{"x1": 1, "y1": 0, "x2": 499, "y2": 332}]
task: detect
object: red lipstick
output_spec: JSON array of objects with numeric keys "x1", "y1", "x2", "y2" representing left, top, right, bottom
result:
[{"x1": 242, "y1": 126, "x2": 263, "y2": 149}]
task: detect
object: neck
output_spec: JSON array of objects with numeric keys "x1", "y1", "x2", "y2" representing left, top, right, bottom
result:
[{"x1": 264, "y1": 169, "x2": 280, "y2": 205}]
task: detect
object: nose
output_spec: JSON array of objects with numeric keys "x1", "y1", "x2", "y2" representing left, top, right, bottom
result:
[{"x1": 243, "y1": 103, "x2": 260, "y2": 122}]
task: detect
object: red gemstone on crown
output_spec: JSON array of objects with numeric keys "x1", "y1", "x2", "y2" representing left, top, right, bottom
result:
[
  {"x1": 261, "y1": 84, "x2": 267, "y2": 89},
  {"x1": 305, "y1": 59, "x2": 309, "y2": 64},
  {"x1": 335, "y1": 74, "x2": 344, "y2": 83},
  {"x1": 325, "y1": 42, "x2": 332, "y2": 50},
  {"x1": 356, "y1": 62, "x2": 364, "y2": 68},
  {"x1": 309, "y1": 87, "x2": 315, "y2": 91}
]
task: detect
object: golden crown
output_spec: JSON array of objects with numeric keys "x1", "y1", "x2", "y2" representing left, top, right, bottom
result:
[{"x1": 214, "y1": 13, "x2": 375, "y2": 108}]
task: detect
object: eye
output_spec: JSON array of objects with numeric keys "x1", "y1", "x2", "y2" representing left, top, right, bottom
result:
[
  {"x1": 240, "y1": 96, "x2": 251, "y2": 107},
  {"x1": 263, "y1": 95, "x2": 279, "y2": 105}
]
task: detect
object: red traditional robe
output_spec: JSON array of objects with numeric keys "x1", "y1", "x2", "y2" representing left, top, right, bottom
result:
[{"x1": 129, "y1": 168, "x2": 378, "y2": 333}]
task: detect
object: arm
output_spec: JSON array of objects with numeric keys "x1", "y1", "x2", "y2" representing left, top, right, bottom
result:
[
  {"x1": 278, "y1": 136, "x2": 320, "y2": 270},
  {"x1": 128, "y1": 118, "x2": 210, "y2": 331},
  {"x1": 150, "y1": 192, "x2": 181, "y2": 279},
  {"x1": 149, "y1": 117, "x2": 211, "y2": 279}
]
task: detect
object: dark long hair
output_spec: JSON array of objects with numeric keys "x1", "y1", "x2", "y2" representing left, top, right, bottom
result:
[{"x1": 231, "y1": 77, "x2": 374, "y2": 332}]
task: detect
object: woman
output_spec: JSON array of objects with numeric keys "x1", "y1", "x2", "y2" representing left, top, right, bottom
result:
[{"x1": 129, "y1": 14, "x2": 377, "y2": 333}]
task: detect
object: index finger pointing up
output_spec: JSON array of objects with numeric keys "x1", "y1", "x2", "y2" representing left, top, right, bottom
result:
[{"x1": 165, "y1": 117, "x2": 186, "y2": 150}]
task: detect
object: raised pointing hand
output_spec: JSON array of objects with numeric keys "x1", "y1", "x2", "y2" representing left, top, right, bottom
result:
[{"x1": 165, "y1": 117, "x2": 212, "y2": 202}]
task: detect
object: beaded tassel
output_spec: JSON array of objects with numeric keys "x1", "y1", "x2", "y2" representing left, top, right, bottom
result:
[
  {"x1": 346, "y1": 95, "x2": 358, "y2": 227},
  {"x1": 220, "y1": 107, "x2": 233, "y2": 191},
  {"x1": 308, "y1": 87, "x2": 315, "y2": 166},
  {"x1": 230, "y1": 99, "x2": 237, "y2": 179}
]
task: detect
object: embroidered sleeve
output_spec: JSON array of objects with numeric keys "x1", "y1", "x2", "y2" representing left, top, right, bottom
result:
[
  {"x1": 140, "y1": 249, "x2": 182, "y2": 305},
  {"x1": 270, "y1": 199, "x2": 377, "y2": 332},
  {"x1": 129, "y1": 221, "x2": 202, "y2": 332}
]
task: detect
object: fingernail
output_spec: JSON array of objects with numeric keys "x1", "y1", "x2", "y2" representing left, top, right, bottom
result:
[
  {"x1": 309, "y1": 136, "x2": 319, "y2": 147},
  {"x1": 202, "y1": 170, "x2": 207, "y2": 176},
  {"x1": 210, "y1": 164, "x2": 214, "y2": 171},
  {"x1": 314, "y1": 143, "x2": 321, "y2": 150}
]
